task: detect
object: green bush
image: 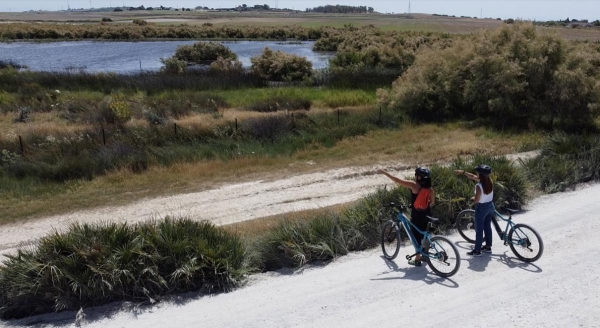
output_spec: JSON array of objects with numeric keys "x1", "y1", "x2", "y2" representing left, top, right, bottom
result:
[
  {"x1": 160, "y1": 57, "x2": 187, "y2": 74},
  {"x1": 380, "y1": 23, "x2": 600, "y2": 132},
  {"x1": 173, "y1": 42, "x2": 238, "y2": 65},
  {"x1": 251, "y1": 47, "x2": 312, "y2": 82},
  {"x1": 0, "y1": 218, "x2": 246, "y2": 319}
]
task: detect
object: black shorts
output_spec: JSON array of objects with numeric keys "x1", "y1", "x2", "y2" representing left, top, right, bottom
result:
[{"x1": 410, "y1": 212, "x2": 430, "y2": 246}]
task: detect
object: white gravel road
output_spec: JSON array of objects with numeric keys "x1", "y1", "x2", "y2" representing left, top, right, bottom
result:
[{"x1": 5, "y1": 181, "x2": 599, "y2": 328}]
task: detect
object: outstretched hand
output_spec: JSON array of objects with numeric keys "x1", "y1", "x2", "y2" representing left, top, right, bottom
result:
[
  {"x1": 453, "y1": 169, "x2": 465, "y2": 176},
  {"x1": 377, "y1": 169, "x2": 387, "y2": 175}
]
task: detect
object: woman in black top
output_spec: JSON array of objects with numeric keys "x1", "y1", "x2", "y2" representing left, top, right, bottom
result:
[{"x1": 378, "y1": 167, "x2": 435, "y2": 266}]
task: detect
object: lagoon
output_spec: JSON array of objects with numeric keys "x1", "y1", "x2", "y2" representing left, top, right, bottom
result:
[{"x1": 0, "y1": 40, "x2": 334, "y2": 73}]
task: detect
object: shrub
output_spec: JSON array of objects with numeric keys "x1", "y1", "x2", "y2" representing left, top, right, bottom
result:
[
  {"x1": 173, "y1": 42, "x2": 237, "y2": 65},
  {"x1": 251, "y1": 47, "x2": 312, "y2": 82},
  {"x1": 160, "y1": 57, "x2": 187, "y2": 74},
  {"x1": 109, "y1": 95, "x2": 132, "y2": 123},
  {"x1": 143, "y1": 109, "x2": 168, "y2": 125},
  {"x1": 209, "y1": 56, "x2": 243, "y2": 73},
  {"x1": 380, "y1": 23, "x2": 600, "y2": 131},
  {"x1": 101, "y1": 17, "x2": 113, "y2": 22},
  {"x1": 132, "y1": 19, "x2": 148, "y2": 26},
  {"x1": 0, "y1": 218, "x2": 245, "y2": 319},
  {"x1": 12, "y1": 107, "x2": 31, "y2": 123}
]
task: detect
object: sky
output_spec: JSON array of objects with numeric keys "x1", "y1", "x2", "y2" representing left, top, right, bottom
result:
[{"x1": 1, "y1": 0, "x2": 599, "y2": 21}]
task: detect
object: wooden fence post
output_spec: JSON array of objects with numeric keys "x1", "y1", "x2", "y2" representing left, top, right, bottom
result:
[{"x1": 18, "y1": 135, "x2": 24, "y2": 156}]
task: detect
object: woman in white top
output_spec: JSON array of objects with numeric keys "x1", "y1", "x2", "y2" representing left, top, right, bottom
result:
[{"x1": 454, "y1": 164, "x2": 494, "y2": 257}]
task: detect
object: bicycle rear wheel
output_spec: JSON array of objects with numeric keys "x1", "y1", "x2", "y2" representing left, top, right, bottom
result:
[
  {"x1": 425, "y1": 236, "x2": 461, "y2": 277},
  {"x1": 381, "y1": 220, "x2": 401, "y2": 260},
  {"x1": 456, "y1": 209, "x2": 476, "y2": 243},
  {"x1": 508, "y1": 224, "x2": 544, "y2": 262}
]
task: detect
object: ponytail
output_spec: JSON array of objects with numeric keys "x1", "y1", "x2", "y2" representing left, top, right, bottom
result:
[{"x1": 479, "y1": 174, "x2": 493, "y2": 195}]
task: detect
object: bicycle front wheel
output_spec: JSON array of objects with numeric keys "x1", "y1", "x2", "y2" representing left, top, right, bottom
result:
[
  {"x1": 381, "y1": 220, "x2": 401, "y2": 260},
  {"x1": 456, "y1": 209, "x2": 476, "y2": 243},
  {"x1": 508, "y1": 224, "x2": 544, "y2": 262},
  {"x1": 425, "y1": 236, "x2": 461, "y2": 277}
]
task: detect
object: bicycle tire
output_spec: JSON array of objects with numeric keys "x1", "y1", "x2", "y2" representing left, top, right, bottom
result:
[
  {"x1": 508, "y1": 224, "x2": 544, "y2": 262},
  {"x1": 381, "y1": 220, "x2": 401, "y2": 260},
  {"x1": 425, "y1": 235, "x2": 461, "y2": 277},
  {"x1": 456, "y1": 209, "x2": 476, "y2": 243}
]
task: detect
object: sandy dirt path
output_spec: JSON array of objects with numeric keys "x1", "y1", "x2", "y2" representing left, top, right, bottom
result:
[
  {"x1": 7, "y1": 182, "x2": 599, "y2": 328},
  {"x1": 0, "y1": 162, "x2": 414, "y2": 258},
  {"x1": 0, "y1": 151, "x2": 538, "y2": 261}
]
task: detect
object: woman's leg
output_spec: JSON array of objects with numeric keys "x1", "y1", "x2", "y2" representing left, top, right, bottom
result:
[
  {"x1": 483, "y1": 208, "x2": 494, "y2": 248},
  {"x1": 474, "y1": 205, "x2": 485, "y2": 252},
  {"x1": 410, "y1": 219, "x2": 426, "y2": 262}
]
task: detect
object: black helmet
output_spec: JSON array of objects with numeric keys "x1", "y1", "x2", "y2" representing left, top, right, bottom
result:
[
  {"x1": 475, "y1": 164, "x2": 492, "y2": 176},
  {"x1": 415, "y1": 167, "x2": 431, "y2": 179},
  {"x1": 415, "y1": 167, "x2": 432, "y2": 188}
]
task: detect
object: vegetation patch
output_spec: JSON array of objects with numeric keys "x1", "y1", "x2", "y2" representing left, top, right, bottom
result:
[
  {"x1": 0, "y1": 218, "x2": 245, "y2": 320},
  {"x1": 379, "y1": 23, "x2": 600, "y2": 132},
  {"x1": 251, "y1": 47, "x2": 313, "y2": 82},
  {"x1": 524, "y1": 133, "x2": 600, "y2": 193}
]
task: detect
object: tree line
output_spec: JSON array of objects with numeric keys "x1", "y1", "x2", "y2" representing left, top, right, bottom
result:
[{"x1": 306, "y1": 5, "x2": 375, "y2": 14}]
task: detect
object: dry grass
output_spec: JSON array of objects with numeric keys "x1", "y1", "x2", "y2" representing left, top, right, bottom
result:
[{"x1": 0, "y1": 112, "x2": 91, "y2": 141}]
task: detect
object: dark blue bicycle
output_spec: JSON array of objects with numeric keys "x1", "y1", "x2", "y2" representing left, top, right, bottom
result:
[{"x1": 380, "y1": 203, "x2": 461, "y2": 277}]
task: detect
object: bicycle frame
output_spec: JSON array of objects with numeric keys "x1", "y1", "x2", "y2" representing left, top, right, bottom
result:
[
  {"x1": 493, "y1": 210, "x2": 529, "y2": 246},
  {"x1": 394, "y1": 211, "x2": 435, "y2": 259}
]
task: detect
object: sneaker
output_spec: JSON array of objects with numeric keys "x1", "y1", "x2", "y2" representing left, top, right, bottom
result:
[
  {"x1": 408, "y1": 259, "x2": 422, "y2": 266},
  {"x1": 467, "y1": 250, "x2": 482, "y2": 257},
  {"x1": 481, "y1": 246, "x2": 492, "y2": 253}
]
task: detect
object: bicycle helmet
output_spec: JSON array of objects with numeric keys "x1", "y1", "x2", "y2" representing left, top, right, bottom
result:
[
  {"x1": 415, "y1": 167, "x2": 432, "y2": 188},
  {"x1": 415, "y1": 167, "x2": 431, "y2": 179},
  {"x1": 475, "y1": 164, "x2": 492, "y2": 176}
]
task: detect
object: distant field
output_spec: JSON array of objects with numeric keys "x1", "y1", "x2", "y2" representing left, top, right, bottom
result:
[{"x1": 2, "y1": 11, "x2": 599, "y2": 39}]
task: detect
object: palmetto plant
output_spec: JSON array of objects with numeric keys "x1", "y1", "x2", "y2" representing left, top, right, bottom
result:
[{"x1": 0, "y1": 218, "x2": 245, "y2": 319}]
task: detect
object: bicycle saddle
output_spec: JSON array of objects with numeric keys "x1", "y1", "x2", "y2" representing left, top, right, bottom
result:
[
  {"x1": 504, "y1": 208, "x2": 520, "y2": 214},
  {"x1": 426, "y1": 216, "x2": 440, "y2": 224}
]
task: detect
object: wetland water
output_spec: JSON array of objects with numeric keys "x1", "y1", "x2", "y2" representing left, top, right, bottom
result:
[{"x1": 0, "y1": 40, "x2": 333, "y2": 72}]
